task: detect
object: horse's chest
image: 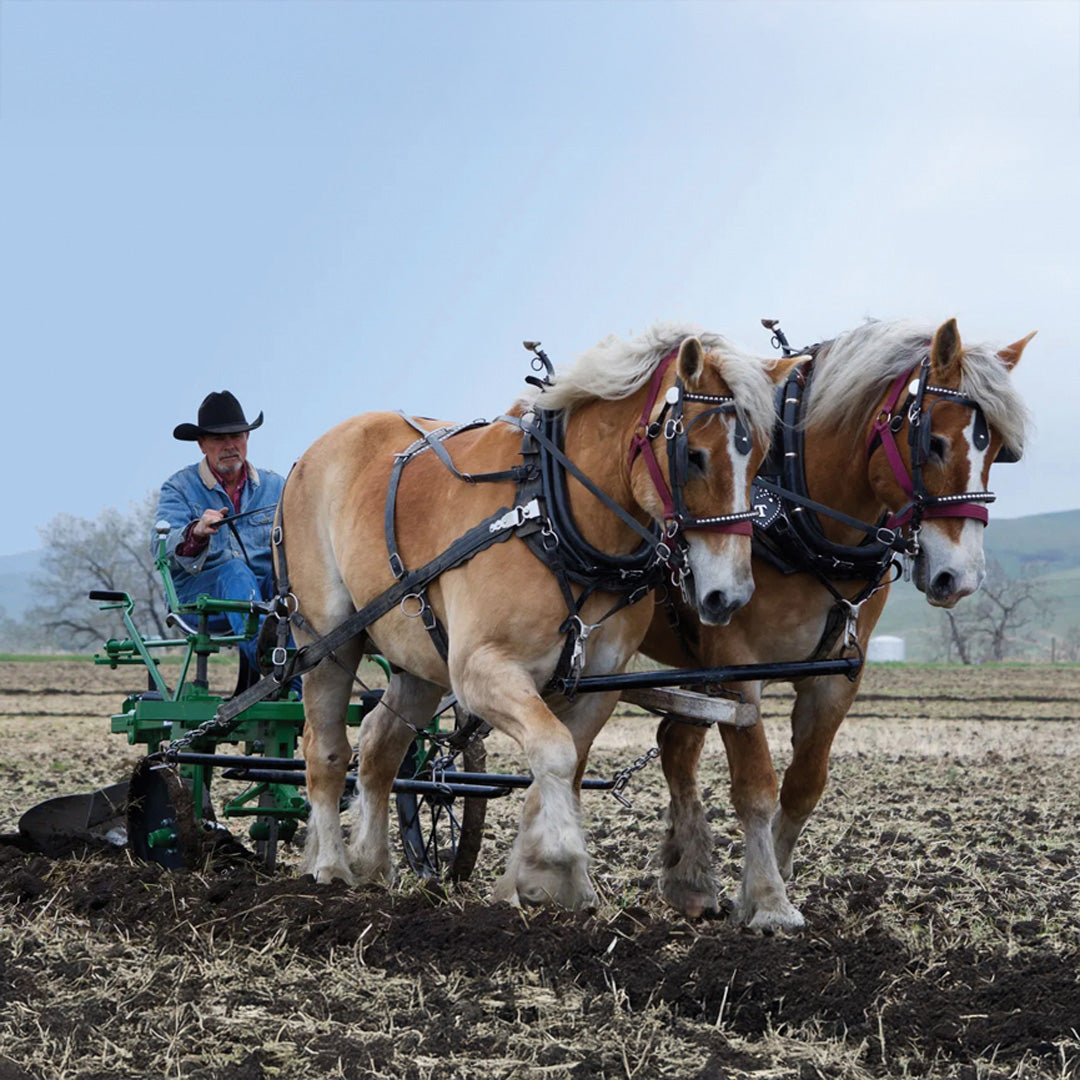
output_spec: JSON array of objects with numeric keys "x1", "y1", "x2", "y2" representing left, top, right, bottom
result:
[{"x1": 736, "y1": 587, "x2": 843, "y2": 664}]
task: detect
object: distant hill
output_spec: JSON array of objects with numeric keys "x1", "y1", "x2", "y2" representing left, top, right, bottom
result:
[
  {"x1": 979, "y1": 508, "x2": 1080, "y2": 578},
  {"x1": 874, "y1": 509, "x2": 1080, "y2": 660}
]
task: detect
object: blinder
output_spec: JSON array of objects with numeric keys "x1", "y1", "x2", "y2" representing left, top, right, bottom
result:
[
  {"x1": 627, "y1": 350, "x2": 759, "y2": 548},
  {"x1": 667, "y1": 380, "x2": 757, "y2": 534},
  {"x1": 872, "y1": 358, "x2": 1002, "y2": 534},
  {"x1": 911, "y1": 384, "x2": 1006, "y2": 466},
  {"x1": 971, "y1": 409, "x2": 990, "y2": 453},
  {"x1": 973, "y1": 410, "x2": 1021, "y2": 462}
]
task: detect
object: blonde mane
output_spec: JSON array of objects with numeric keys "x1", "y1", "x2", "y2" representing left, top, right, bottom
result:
[
  {"x1": 519, "y1": 321, "x2": 781, "y2": 440},
  {"x1": 802, "y1": 320, "x2": 1030, "y2": 456}
]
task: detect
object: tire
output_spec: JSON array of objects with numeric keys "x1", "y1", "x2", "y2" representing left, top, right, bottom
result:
[{"x1": 395, "y1": 705, "x2": 487, "y2": 882}]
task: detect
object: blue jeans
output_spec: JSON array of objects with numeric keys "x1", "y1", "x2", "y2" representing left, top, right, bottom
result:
[{"x1": 175, "y1": 559, "x2": 275, "y2": 673}]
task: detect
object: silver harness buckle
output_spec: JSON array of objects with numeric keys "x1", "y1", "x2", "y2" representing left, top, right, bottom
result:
[
  {"x1": 568, "y1": 615, "x2": 603, "y2": 681},
  {"x1": 489, "y1": 497, "x2": 542, "y2": 534},
  {"x1": 840, "y1": 598, "x2": 866, "y2": 651}
]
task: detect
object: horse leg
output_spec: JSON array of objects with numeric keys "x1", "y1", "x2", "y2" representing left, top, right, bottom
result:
[
  {"x1": 461, "y1": 667, "x2": 595, "y2": 909},
  {"x1": 772, "y1": 675, "x2": 859, "y2": 881},
  {"x1": 550, "y1": 690, "x2": 634, "y2": 902},
  {"x1": 300, "y1": 638, "x2": 365, "y2": 885},
  {"x1": 656, "y1": 717, "x2": 720, "y2": 917},
  {"x1": 346, "y1": 671, "x2": 445, "y2": 884},
  {"x1": 715, "y1": 692, "x2": 805, "y2": 931}
]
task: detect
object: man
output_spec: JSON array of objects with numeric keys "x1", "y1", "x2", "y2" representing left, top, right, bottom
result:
[{"x1": 154, "y1": 391, "x2": 286, "y2": 674}]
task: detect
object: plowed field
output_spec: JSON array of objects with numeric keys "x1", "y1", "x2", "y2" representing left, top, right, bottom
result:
[{"x1": 1, "y1": 660, "x2": 1078, "y2": 1079}]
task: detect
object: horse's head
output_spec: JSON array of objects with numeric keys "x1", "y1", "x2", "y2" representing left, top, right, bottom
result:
[
  {"x1": 630, "y1": 336, "x2": 799, "y2": 625},
  {"x1": 866, "y1": 318, "x2": 1034, "y2": 607}
]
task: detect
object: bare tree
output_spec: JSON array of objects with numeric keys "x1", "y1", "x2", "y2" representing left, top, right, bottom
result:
[
  {"x1": 940, "y1": 559, "x2": 1051, "y2": 663},
  {"x1": 1060, "y1": 625, "x2": 1080, "y2": 663},
  {"x1": 0, "y1": 605, "x2": 31, "y2": 653},
  {"x1": 28, "y1": 491, "x2": 168, "y2": 650},
  {"x1": 942, "y1": 608, "x2": 973, "y2": 665}
]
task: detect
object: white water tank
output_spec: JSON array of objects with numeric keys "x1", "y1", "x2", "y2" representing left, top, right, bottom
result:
[{"x1": 867, "y1": 635, "x2": 905, "y2": 662}]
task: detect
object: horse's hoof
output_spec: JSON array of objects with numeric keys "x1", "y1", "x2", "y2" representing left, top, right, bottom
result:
[
  {"x1": 568, "y1": 881, "x2": 599, "y2": 911},
  {"x1": 746, "y1": 906, "x2": 805, "y2": 932},
  {"x1": 313, "y1": 864, "x2": 354, "y2": 886},
  {"x1": 518, "y1": 885, "x2": 596, "y2": 910},
  {"x1": 351, "y1": 861, "x2": 392, "y2": 887},
  {"x1": 661, "y1": 876, "x2": 720, "y2": 918},
  {"x1": 734, "y1": 897, "x2": 805, "y2": 932},
  {"x1": 665, "y1": 887, "x2": 719, "y2": 919},
  {"x1": 773, "y1": 846, "x2": 799, "y2": 881},
  {"x1": 492, "y1": 872, "x2": 521, "y2": 905},
  {"x1": 516, "y1": 866, "x2": 597, "y2": 910}
]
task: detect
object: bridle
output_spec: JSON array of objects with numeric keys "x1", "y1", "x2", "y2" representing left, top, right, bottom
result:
[
  {"x1": 866, "y1": 354, "x2": 1003, "y2": 549},
  {"x1": 744, "y1": 321, "x2": 1021, "y2": 666},
  {"x1": 627, "y1": 348, "x2": 759, "y2": 553}
]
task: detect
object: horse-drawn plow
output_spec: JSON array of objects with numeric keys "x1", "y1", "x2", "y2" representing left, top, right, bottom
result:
[
  {"x1": 15, "y1": 314, "x2": 1032, "y2": 919},
  {"x1": 17, "y1": 529, "x2": 857, "y2": 881}
]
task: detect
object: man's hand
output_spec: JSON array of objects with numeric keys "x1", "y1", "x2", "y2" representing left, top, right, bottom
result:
[{"x1": 192, "y1": 508, "x2": 229, "y2": 540}]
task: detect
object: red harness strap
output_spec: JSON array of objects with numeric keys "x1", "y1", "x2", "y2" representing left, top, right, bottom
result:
[
  {"x1": 627, "y1": 350, "x2": 679, "y2": 522},
  {"x1": 626, "y1": 351, "x2": 754, "y2": 536},
  {"x1": 867, "y1": 366, "x2": 990, "y2": 530}
]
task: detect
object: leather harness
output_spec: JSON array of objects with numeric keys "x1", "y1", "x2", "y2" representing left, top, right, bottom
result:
[
  {"x1": 216, "y1": 343, "x2": 759, "y2": 725},
  {"x1": 747, "y1": 344, "x2": 1004, "y2": 665}
]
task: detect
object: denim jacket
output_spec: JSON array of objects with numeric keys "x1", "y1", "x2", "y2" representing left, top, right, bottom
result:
[{"x1": 153, "y1": 458, "x2": 286, "y2": 586}]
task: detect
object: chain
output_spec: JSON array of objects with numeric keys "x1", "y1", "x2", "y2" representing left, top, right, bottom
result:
[
  {"x1": 158, "y1": 710, "x2": 245, "y2": 761},
  {"x1": 608, "y1": 745, "x2": 660, "y2": 808}
]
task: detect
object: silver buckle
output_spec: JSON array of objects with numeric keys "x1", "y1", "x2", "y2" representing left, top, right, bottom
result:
[
  {"x1": 568, "y1": 615, "x2": 603, "y2": 680},
  {"x1": 488, "y1": 497, "x2": 542, "y2": 534},
  {"x1": 840, "y1": 599, "x2": 865, "y2": 651}
]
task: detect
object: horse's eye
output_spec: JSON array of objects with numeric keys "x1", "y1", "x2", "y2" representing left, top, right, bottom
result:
[
  {"x1": 928, "y1": 435, "x2": 947, "y2": 462},
  {"x1": 687, "y1": 448, "x2": 709, "y2": 476}
]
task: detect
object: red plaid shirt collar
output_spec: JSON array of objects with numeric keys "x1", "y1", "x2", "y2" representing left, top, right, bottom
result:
[{"x1": 208, "y1": 461, "x2": 248, "y2": 514}]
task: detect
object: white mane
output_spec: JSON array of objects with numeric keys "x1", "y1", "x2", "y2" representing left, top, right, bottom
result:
[
  {"x1": 803, "y1": 320, "x2": 1030, "y2": 456},
  {"x1": 519, "y1": 321, "x2": 781, "y2": 440}
]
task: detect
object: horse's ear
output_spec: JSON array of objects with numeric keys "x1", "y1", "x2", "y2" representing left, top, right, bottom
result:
[
  {"x1": 930, "y1": 318, "x2": 963, "y2": 381},
  {"x1": 677, "y1": 337, "x2": 705, "y2": 386},
  {"x1": 997, "y1": 330, "x2": 1036, "y2": 371},
  {"x1": 768, "y1": 354, "x2": 806, "y2": 384}
]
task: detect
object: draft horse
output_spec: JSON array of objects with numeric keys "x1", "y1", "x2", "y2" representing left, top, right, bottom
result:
[
  {"x1": 280, "y1": 325, "x2": 798, "y2": 907},
  {"x1": 641, "y1": 317, "x2": 1033, "y2": 928}
]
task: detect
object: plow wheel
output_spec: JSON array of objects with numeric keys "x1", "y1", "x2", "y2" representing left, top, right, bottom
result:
[
  {"x1": 395, "y1": 711, "x2": 487, "y2": 883},
  {"x1": 126, "y1": 759, "x2": 202, "y2": 870}
]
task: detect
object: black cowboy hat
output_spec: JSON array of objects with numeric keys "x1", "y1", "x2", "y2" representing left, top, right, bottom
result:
[{"x1": 173, "y1": 391, "x2": 264, "y2": 441}]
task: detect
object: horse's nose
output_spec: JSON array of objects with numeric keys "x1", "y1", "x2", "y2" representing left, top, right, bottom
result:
[
  {"x1": 930, "y1": 570, "x2": 956, "y2": 603},
  {"x1": 699, "y1": 589, "x2": 741, "y2": 626},
  {"x1": 929, "y1": 568, "x2": 978, "y2": 606}
]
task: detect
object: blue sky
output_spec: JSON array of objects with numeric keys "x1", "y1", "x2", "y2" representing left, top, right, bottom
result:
[{"x1": 1, "y1": 0, "x2": 1077, "y2": 555}]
